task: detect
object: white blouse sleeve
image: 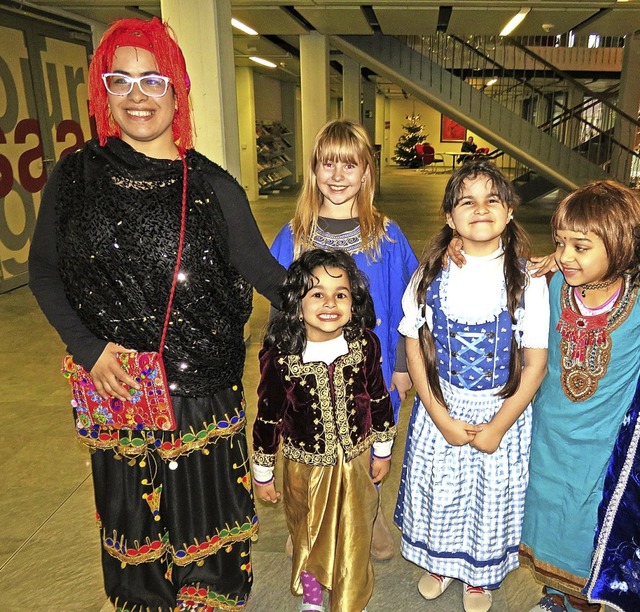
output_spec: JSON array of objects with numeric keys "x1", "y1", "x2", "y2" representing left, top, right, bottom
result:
[
  {"x1": 398, "y1": 271, "x2": 433, "y2": 338},
  {"x1": 520, "y1": 273, "x2": 550, "y2": 349}
]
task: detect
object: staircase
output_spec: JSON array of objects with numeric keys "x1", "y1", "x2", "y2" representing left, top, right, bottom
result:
[
  {"x1": 330, "y1": 32, "x2": 640, "y2": 195},
  {"x1": 516, "y1": 96, "x2": 616, "y2": 200}
]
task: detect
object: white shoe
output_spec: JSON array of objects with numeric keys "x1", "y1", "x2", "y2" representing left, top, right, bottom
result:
[
  {"x1": 417, "y1": 572, "x2": 453, "y2": 600},
  {"x1": 463, "y1": 584, "x2": 493, "y2": 612}
]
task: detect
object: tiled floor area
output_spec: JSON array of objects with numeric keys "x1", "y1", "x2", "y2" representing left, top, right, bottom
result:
[{"x1": 0, "y1": 166, "x2": 562, "y2": 611}]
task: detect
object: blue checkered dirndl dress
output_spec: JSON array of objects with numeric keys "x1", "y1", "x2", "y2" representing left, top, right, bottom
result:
[{"x1": 394, "y1": 268, "x2": 532, "y2": 589}]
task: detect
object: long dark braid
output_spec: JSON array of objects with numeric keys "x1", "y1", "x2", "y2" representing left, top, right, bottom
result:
[{"x1": 416, "y1": 225, "x2": 455, "y2": 407}]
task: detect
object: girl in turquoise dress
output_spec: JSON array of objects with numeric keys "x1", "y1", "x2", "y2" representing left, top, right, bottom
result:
[{"x1": 521, "y1": 180, "x2": 640, "y2": 612}]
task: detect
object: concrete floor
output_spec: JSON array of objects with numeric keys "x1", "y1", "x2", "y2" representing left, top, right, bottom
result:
[{"x1": 0, "y1": 167, "x2": 562, "y2": 611}]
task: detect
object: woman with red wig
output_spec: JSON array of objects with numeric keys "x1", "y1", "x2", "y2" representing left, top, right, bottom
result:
[{"x1": 29, "y1": 17, "x2": 286, "y2": 611}]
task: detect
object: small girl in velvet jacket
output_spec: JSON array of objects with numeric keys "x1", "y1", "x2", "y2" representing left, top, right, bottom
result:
[{"x1": 252, "y1": 248, "x2": 396, "y2": 612}]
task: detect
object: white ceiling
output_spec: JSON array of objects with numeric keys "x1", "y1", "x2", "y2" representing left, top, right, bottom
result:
[
  {"x1": 20, "y1": 1, "x2": 640, "y2": 36},
  {"x1": 16, "y1": 0, "x2": 640, "y2": 96}
]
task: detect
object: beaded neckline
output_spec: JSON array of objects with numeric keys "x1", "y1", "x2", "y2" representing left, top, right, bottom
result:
[{"x1": 557, "y1": 275, "x2": 637, "y2": 402}]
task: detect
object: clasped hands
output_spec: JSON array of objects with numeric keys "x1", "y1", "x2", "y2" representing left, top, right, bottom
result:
[{"x1": 440, "y1": 417, "x2": 504, "y2": 454}]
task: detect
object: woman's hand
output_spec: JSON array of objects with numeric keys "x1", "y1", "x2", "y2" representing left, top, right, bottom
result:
[
  {"x1": 439, "y1": 417, "x2": 483, "y2": 446},
  {"x1": 443, "y1": 236, "x2": 465, "y2": 269},
  {"x1": 254, "y1": 479, "x2": 281, "y2": 503},
  {"x1": 469, "y1": 423, "x2": 504, "y2": 454},
  {"x1": 527, "y1": 253, "x2": 557, "y2": 278},
  {"x1": 371, "y1": 457, "x2": 391, "y2": 484},
  {"x1": 90, "y1": 342, "x2": 140, "y2": 401},
  {"x1": 389, "y1": 371, "x2": 412, "y2": 402}
]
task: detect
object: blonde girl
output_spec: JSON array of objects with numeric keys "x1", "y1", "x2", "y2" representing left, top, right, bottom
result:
[{"x1": 271, "y1": 119, "x2": 418, "y2": 559}]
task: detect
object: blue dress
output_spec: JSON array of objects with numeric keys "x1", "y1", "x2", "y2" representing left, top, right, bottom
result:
[
  {"x1": 520, "y1": 272, "x2": 640, "y2": 601},
  {"x1": 395, "y1": 250, "x2": 549, "y2": 588},
  {"x1": 270, "y1": 218, "x2": 418, "y2": 420}
]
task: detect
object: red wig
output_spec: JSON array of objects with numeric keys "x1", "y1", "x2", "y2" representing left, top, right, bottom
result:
[{"x1": 88, "y1": 17, "x2": 193, "y2": 153}]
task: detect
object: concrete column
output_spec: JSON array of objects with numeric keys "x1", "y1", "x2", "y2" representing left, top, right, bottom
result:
[
  {"x1": 294, "y1": 85, "x2": 303, "y2": 182},
  {"x1": 375, "y1": 93, "x2": 385, "y2": 156},
  {"x1": 330, "y1": 97, "x2": 340, "y2": 119},
  {"x1": 300, "y1": 32, "x2": 330, "y2": 165},
  {"x1": 281, "y1": 81, "x2": 298, "y2": 186},
  {"x1": 565, "y1": 86, "x2": 583, "y2": 150},
  {"x1": 235, "y1": 66, "x2": 258, "y2": 200},
  {"x1": 380, "y1": 96, "x2": 391, "y2": 169},
  {"x1": 161, "y1": 0, "x2": 241, "y2": 180},
  {"x1": 362, "y1": 78, "x2": 376, "y2": 141},
  {"x1": 611, "y1": 30, "x2": 640, "y2": 182},
  {"x1": 361, "y1": 78, "x2": 378, "y2": 189},
  {"x1": 341, "y1": 55, "x2": 360, "y2": 122}
]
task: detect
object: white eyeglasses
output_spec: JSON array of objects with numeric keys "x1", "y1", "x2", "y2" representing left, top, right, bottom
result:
[{"x1": 102, "y1": 73, "x2": 170, "y2": 97}]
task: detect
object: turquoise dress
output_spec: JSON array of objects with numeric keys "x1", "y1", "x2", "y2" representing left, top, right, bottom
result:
[
  {"x1": 520, "y1": 272, "x2": 640, "y2": 598},
  {"x1": 271, "y1": 218, "x2": 418, "y2": 420}
]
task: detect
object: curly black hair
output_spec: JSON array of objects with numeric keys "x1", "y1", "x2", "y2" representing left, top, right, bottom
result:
[{"x1": 264, "y1": 248, "x2": 376, "y2": 354}]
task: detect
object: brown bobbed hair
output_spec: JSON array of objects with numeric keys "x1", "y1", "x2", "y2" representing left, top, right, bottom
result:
[
  {"x1": 291, "y1": 120, "x2": 388, "y2": 261},
  {"x1": 88, "y1": 17, "x2": 193, "y2": 153},
  {"x1": 552, "y1": 180, "x2": 640, "y2": 284}
]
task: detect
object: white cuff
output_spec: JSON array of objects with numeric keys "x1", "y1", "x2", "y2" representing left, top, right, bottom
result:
[
  {"x1": 373, "y1": 440, "x2": 393, "y2": 459},
  {"x1": 252, "y1": 464, "x2": 274, "y2": 484}
]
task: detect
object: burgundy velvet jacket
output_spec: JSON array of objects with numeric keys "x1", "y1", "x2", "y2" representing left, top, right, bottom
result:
[{"x1": 253, "y1": 329, "x2": 396, "y2": 468}]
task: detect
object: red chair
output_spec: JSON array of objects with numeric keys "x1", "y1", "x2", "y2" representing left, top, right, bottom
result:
[
  {"x1": 473, "y1": 147, "x2": 490, "y2": 159},
  {"x1": 415, "y1": 143, "x2": 445, "y2": 173}
]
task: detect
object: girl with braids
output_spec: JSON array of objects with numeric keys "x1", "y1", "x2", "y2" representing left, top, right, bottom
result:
[
  {"x1": 252, "y1": 249, "x2": 396, "y2": 612},
  {"x1": 521, "y1": 181, "x2": 640, "y2": 612},
  {"x1": 394, "y1": 161, "x2": 549, "y2": 612},
  {"x1": 29, "y1": 17, "x2": 285, "y2": 611}
]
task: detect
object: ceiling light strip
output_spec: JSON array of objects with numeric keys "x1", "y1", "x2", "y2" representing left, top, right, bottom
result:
[
  {"x1": 232, "y1": 18, "x2": 258, "y2": 36},
  {"x1": 250, "y1": 56, "x2": 277, "y2": 68},
  {"x1": 500, "y1": 8, "x2": 531, "y2": 36}
]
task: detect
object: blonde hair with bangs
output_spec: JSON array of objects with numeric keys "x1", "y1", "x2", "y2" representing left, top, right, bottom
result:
[
  {"x1": 552, "y1": 180, "x2": 640, "y2": 283},
  {"x1": 291, "y1": 120, "x2": 388, "y2": 260}
]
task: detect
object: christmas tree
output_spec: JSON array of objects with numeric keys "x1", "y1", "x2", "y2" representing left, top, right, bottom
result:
[{"x1": 393, "y1": 115, "x2": 428, "y2": 167}]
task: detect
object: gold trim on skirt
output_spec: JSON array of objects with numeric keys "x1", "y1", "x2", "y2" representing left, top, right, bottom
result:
[
  {"x1": 283, "y1": 447, "x2": 379, "y2": 611},
  {"x1": 519, "y1": 543, "x2": 587, "y2": 599}
]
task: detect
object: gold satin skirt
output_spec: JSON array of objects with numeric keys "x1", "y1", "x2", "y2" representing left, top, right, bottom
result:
[{"x1": 283, "y1": 448, "x2": 379, "y2": 612}]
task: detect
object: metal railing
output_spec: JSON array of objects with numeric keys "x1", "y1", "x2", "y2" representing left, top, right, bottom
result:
[{"x1": 397, "y1": 33, "x2": 640, "y2": 185}]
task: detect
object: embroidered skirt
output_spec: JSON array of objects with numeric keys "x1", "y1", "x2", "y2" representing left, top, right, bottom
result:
[
  {"x1": 79, "y1": 384, "x2": 256, "y2": 611},
  {"x1": 283, "y1": 447, "x2": 378, "y2": 611},
  {"x1": 394, "y1": 379, "x2": 532, "y2": 589}
]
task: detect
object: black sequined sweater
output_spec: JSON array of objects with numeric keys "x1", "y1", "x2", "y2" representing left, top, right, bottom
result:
[{"x1": 29, "y1": 138, "x2": 286, "y2": 396}]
